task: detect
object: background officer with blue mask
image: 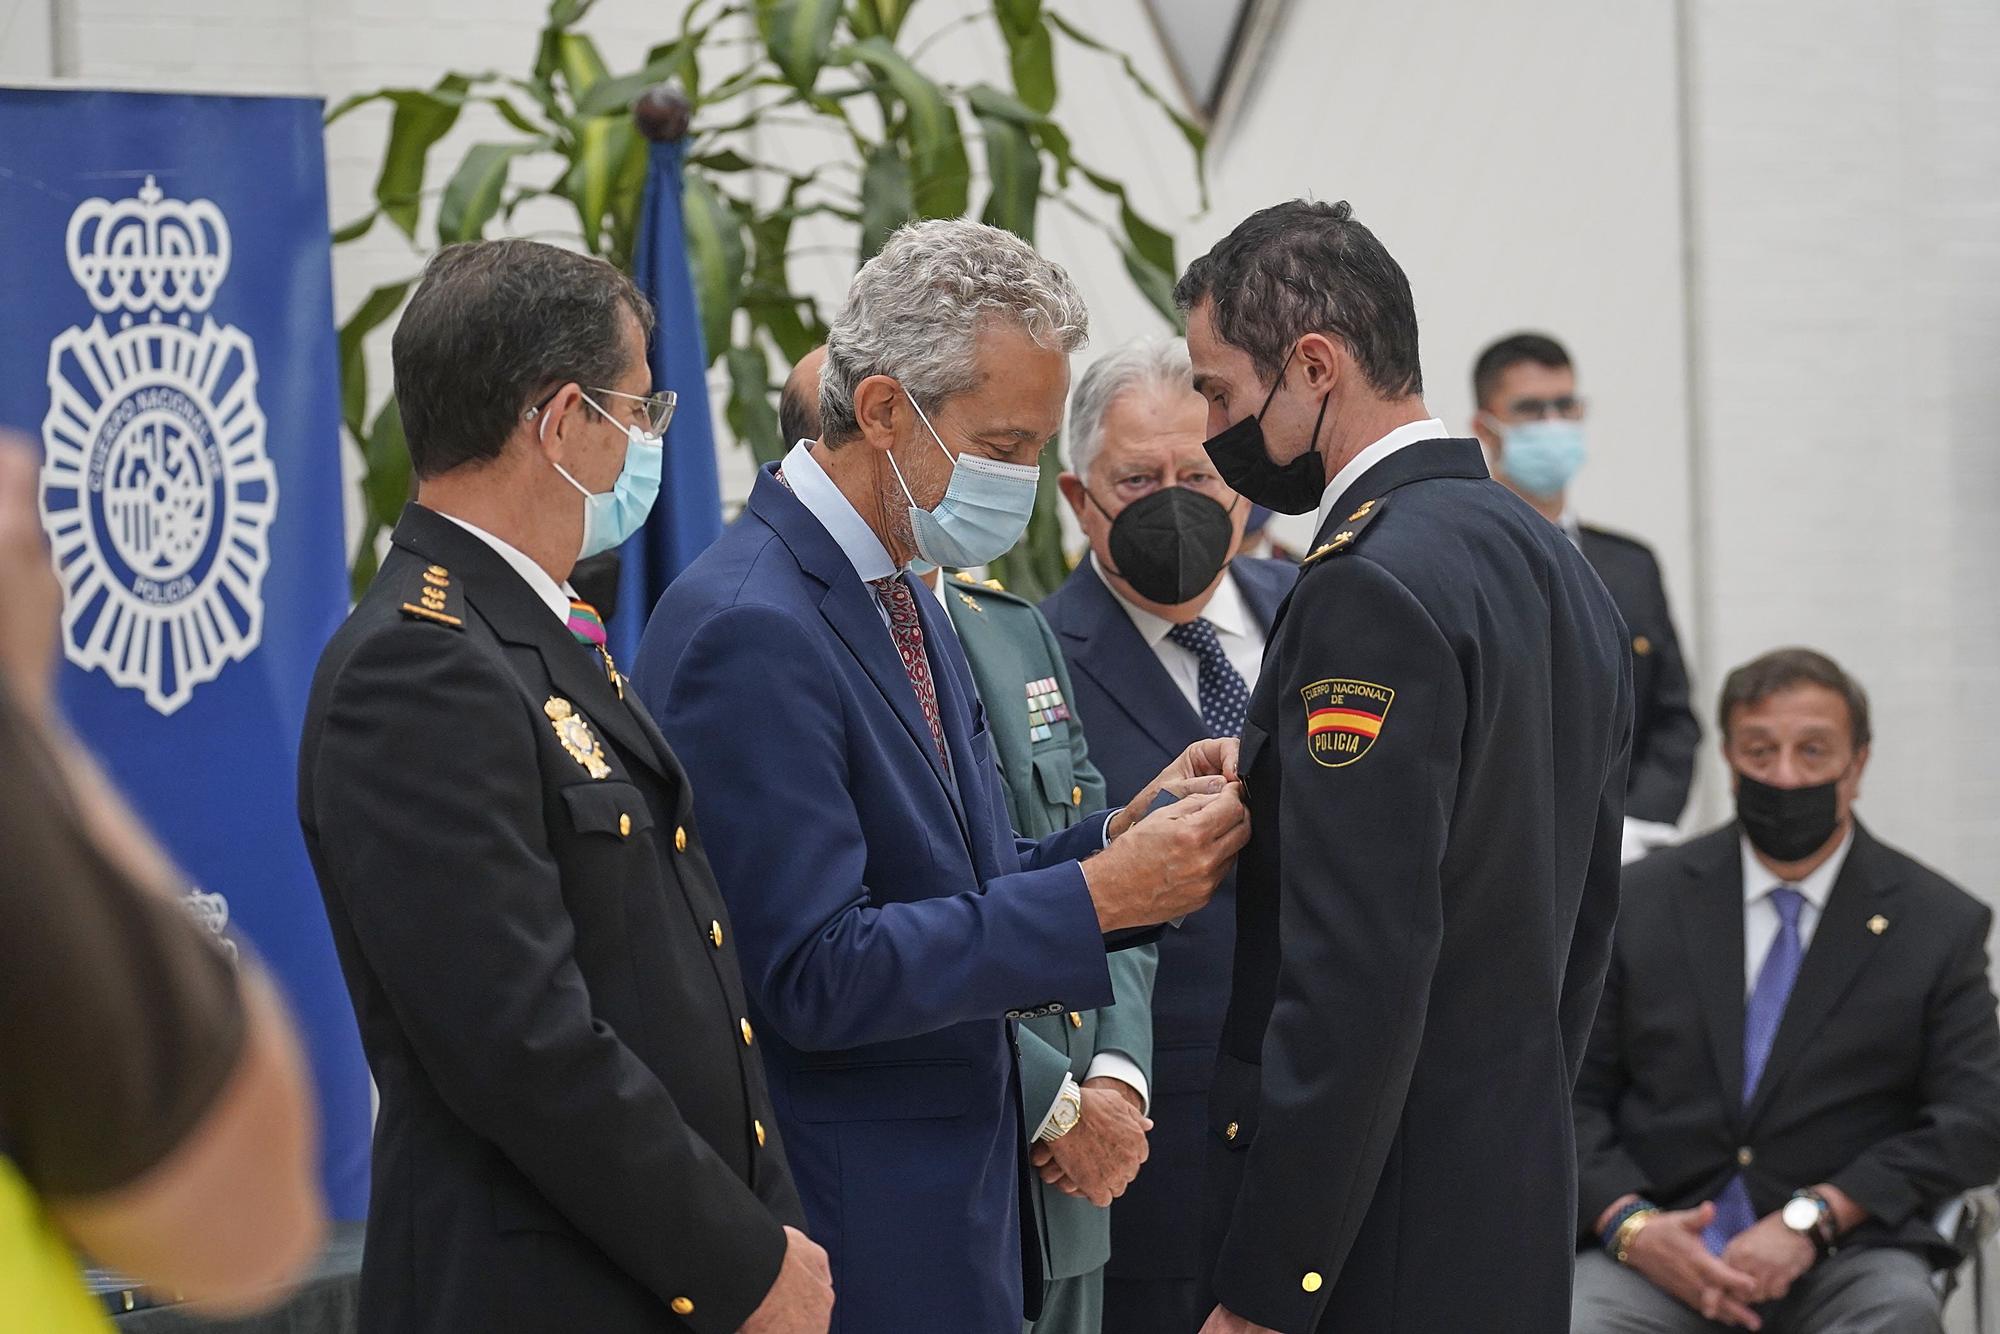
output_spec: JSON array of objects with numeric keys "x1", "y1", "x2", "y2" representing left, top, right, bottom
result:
[
  {"x1": 636, "y1": 219, "x2": 1248, "y2": 1334},
  {"x1": 1472, "y1": 331, "x2": 1701, "y2": 863}
]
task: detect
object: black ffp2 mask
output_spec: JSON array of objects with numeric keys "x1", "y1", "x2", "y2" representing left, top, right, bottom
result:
[
  {"x1": 1092, "y1": 486, "x2": 1238, "y2": 606},
  {"x1": 1202, "y1": 346, "x2": 1331, "y2": 514},
  {"x1": 1735, "y1": 771, "x2": 1843, "y2": 863}
]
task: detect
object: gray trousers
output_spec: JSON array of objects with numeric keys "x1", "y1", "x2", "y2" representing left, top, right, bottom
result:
[
  {"x1": 1573, "y1": 1248, "x2": 1943, "y2": 1334},
  {"x1": 1024, "y1": 1268, "x2": 1105, "y2": 1334}
]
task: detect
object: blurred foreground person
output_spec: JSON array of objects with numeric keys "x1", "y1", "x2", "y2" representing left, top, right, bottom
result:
[
  {"x1": 1472, "y1": 332, "x2": 1699, "y2": 860},
  {"x1": 0, "y1": 438, "x2": 323, "y2": 1327},
  {"x1": 1180, "y1": 201, "x2": 1633, "y2": 1334},
  {"x1": 299, "y1": 240, "x2": 828, "y2": 1334},
  {"x1": 1573, "y1": 649, "x2": 2000, "y2": 1334},
  {"x1": 638, "y1": 219, "x2": 1247, "y2": 1332},
  {"x1": 1043, "y1": 336, "x2": 1294, "y2": 1334}
]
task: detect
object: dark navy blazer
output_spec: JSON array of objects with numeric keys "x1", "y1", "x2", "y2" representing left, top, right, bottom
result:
[
  {"x1": 633, "y1": 466, "x2": 1118, "y2": 1334},
  {"x1": 1039, "y1": 556, "x2": 1293, "y2": 1286}
]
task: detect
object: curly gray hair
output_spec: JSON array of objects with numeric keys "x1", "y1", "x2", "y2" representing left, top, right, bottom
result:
[
  {"x1": 819, "y1": 219, "x2": 1089, "y2": 443},
  {"x1": 1064, "y1": 337, "x2": 1193, "y2": 481}
]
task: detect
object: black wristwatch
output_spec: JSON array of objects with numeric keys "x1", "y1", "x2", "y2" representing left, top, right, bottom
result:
[{"x1": 1781, "y1": 1190, "x2": 1836, "y2": 1252}]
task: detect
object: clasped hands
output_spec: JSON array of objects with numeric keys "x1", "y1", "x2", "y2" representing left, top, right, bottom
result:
[
  {"x1": 1031, "y1": 1077, "x2": 1151, "y2": 1207},
  {"x1": 1624, "y1": 1202, "x2": 1818, "y2": 1330}
]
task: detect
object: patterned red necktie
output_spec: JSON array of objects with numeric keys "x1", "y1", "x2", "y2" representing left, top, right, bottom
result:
[{"x1": 870, "y1": 574, "x2": 949, "y2": 769}]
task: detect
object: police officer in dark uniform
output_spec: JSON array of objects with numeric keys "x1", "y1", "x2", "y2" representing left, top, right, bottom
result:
[
  {"x1": 1177, "y1": 201, "x2": 1635, "y2": 1334},
  {"x1": 298, "y1": 240, "x2": 832, "y2": 1334}
]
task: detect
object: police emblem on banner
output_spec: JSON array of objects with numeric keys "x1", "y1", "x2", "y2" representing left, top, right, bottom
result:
[
  {"x1": 1302, "y1": 677, "x2": 1394, "y2": 768},
  {"x1": 38, "y1": 176, "x2": 278, "y2": 715}
]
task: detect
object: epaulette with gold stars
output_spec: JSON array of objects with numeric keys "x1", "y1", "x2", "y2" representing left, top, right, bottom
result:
[
  {"x1": 1300, "y1": 496, "x2": 1387, "y2": 572},
  {"x1": 399, "y1": 562, "x2": 465, "y2": 629}
]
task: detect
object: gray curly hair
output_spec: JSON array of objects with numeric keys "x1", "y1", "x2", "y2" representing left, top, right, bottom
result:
[
  {"x1": 819, "y1": 219, "x2": 1089, "y2": 443},
  {"x1": 1064, "y1": 337, "x2": 1193, "y2": 482}
]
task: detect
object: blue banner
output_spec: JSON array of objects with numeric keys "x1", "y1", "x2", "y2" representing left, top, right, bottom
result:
[
  {"x1": 0, "y1": 88, "x2": 370, "y2": 1220},
  {"x1": 611, "y1": 138, "x2": 725, "y2": 665}
]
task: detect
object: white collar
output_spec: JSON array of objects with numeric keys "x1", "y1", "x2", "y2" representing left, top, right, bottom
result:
[
  {"x1": 782, "y1": 441, "x2": 896, "y2": 582},
  {"x1": 437, "y1": 511, "x2": 573, "y2": 625},
  {"x1": 1313, "y1": 417, "x2": 1452, "y2": 537},
  {"x1": 1739, "y1": 825, "x2": 1856, "y2": 913},
  {"x1": 1092, "y1": 553, "x2": 1248, "y2": 648}
]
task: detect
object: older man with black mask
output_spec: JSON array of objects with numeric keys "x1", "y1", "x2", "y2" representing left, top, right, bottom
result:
[{"x1": 1042, "y1": 337, "x2": 1294, "y2": 1334}]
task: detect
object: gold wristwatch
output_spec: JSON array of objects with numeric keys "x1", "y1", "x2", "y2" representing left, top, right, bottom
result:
[{"x1": 1037, "y1": 1075, "x2": 1083, "y2": 1142}]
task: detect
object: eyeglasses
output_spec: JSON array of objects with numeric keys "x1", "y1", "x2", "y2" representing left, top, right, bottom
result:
[
  {"x1": 587, "y1": 386, "x2": 677, "y2": 436},
  {"x1": 1504, "y1": 395, "x2": 1586, "y2": 422},
  {"x1": 524, "y1": 384, "x2": 677, "y2": 436}
]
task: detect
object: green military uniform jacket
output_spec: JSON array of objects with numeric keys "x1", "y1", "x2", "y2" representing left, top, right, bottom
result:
[{"x1": 938, "y1": 573, "x2": 1158, "y2": 1288}]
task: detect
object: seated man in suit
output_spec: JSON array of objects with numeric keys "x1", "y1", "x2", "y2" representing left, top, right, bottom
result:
[
  {"x1": 635, "y1": 219, "x2": 1250, "y2": 1333},
  {"x1": 1041, "y1": 336, "x2": 1295, "y2": 1334},
  {"x1": 1471, "y1": 332, "x2": 1700, "y2": 862},
  {"x1": 785, "y1": 342, "x2": 1161, "y2": 1334},
  {"x1": 1574, "y1": 647, "x2": 2000, "y2": 1333}
]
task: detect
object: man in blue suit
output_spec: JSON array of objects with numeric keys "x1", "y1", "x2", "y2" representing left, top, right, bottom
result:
[
  {"x1": 634, "y1": 219, "x2": 1251, "y2": 1334},
  {"x1": 1042, "y1": 338, "x2": 1294, "y2": 1334}
]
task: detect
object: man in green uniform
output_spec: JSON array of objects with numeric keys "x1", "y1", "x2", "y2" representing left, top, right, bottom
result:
[{"x1": 924, "y1": 566, "x2": 1158, "y2": 1334}]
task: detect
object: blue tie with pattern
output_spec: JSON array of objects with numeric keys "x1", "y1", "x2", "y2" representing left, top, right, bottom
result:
[
  {"x1": 1704, "y1": 885, "x2": 1807, "y2": 1253},
  {"x1": 1165, "y1": 617, "x2": 1249, "y2": 739}
]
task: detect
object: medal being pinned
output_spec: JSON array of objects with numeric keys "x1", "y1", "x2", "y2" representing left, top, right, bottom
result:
[{"x1": 545, "y1": 696, "x2": 611, "y2": 779}]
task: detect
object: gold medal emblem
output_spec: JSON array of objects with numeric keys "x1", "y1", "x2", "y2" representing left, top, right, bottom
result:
[{"x1": 545, "y1": 697, "x2": 611, "y2": 779}]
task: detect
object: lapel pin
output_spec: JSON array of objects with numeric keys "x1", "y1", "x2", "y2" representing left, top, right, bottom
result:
[{"x1": 1867, "y1": 914, "x2": 1889, "y2": 935}]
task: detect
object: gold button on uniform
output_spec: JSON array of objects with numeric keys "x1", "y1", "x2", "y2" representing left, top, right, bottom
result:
[
  {"x1": 1302, "y1": 1271, "x2": 1323, "y2": 1293},
  {"x1": 740, "y1": 1018, "x2": 754, "y2": 1046},
  {"x1": 617, "y1": 812, "x2": 631, "y2": 838},
  {"x1": 1225, "y1": 1121, "x2": 1239, "y2": 1141},
  {"x1": 710, "y1": 920, "x2": 724, "y2": 949},
  {"x1": 754, "y1": 1119, "x2": 767, "y2": 1147},
  {"x1": 671, "y1": 1297, "x2": 694, "y2": 1316},
  {"x1": 1069, "y1": 1012, "x2": 1083, "y2": 1029},
  {"x1": 1737, "y1": 1146, "x2": 1754, "y2": 1167},
  {"x1": 674, "y1": 825, "x2": 688, "y2": 853},
  {"x1": 1071, "y1": 785, "x2": 1082, "y2": 807}
]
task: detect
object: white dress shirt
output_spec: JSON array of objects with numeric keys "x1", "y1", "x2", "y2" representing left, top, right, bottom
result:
[
  {"x1": 438, "y1": 512, "x2": 574, "y2": 625},
  {"x1": 1093, "y1": 554, "x2": 1267, "y2": 708},
  {"x1": 924, "y1": 575, "x2": 1151, "y2": 1122},
  {"x1": 1311, "y1": 416, "x2": 1453, "y2": 538},
  {"x1": 1740, "y1": 828, "x2": 1855, "y2": 993}
]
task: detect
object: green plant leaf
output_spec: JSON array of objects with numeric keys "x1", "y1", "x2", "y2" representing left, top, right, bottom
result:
[
  {"x1": 682, "y1": 172, "x2": 746, "y2": 366},
  {"x1": 725, "y1": 344, "x2": 786, "y2": 464},
  {"x1": 840, "y1": 37, "x2": 969, "y2": 219},
  {"x1": 563, "y1": 114, "x2": 633, "y2": 253},
  {"x1": 363, "y1": 396, "x2": 413, "y2": 529},
  {"x1": 438, "y1": 141, "x2": 549, "y2": 244},
  {"x1": 545, "y1": 30, "x2": 611, "y2": 110},
  {"x1": 548, "y1": 0, "x2": 597, "y2": 26},
  {"x1": 973, "y1": 105, "x2": 1040, "y2": 241},
  {"x1": 373, "y1": 74, "x2": 473, "y2": 239},
  {"x1": 757, "y1": 0, "x2": 842, "y2": 94},
  {"x1": 331, "y1": 210, "x2": 378, "y2": 244},
  {"x1": 858, "y1": 141, "x2": 913, "y2": 258},
  {"x1": 993, "y1": 0, "x2": 1054, "y2": 115},
  {"x1": 1046, "y1": 11, "x2": 1208, "y2": 204},
  {"x1": 337, "y1": 280, "x2": 411, "y2": 443},
  {"x1": 846, "y1": 0, "x2": 913, "y2": 42}
]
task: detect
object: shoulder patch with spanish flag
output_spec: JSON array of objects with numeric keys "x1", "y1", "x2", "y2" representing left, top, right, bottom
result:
[{"x1": 1302, "y1": 678, "x2": 1394, "y2": 768}]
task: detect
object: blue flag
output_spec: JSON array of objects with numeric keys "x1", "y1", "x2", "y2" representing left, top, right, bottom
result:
[
  {"x1": 0, "y1": 88, "x2": 371, "y2": 1219},
  {"x1": 612, "y1": 139, "x2": 724, "y2": 663}
]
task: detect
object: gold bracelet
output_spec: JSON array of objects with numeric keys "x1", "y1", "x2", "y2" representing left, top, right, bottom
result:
[{"x1": 1614, "y1": 1207, "x2": 1659, "y2": 1264}]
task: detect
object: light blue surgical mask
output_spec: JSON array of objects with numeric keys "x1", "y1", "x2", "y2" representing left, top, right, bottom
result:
[
  {"x1": 1487, "y1": 415, "x2": 1586, "y2": 499},
  {"x1": 552, "y1": 392, "x2": 665, "y2": 559},
  {"x1": 886, "y1": 390, "x2": 1041, "y2": 568}
]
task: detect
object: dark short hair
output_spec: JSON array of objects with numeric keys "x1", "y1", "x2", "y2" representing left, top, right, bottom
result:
[
  {"x1": 1718, "y1": 648, "x2": 1873, "y2": 751},
  {"x1": 391, "y1": 239, "x2": 654, "y2": 479},
  {"x1": 1472, "y1": 332, "x2": 1571, "y2": 410},
  {"x1": 778, "y1": 362, "x2": 821, "y2": 449},
  {"x1": 1173, "y1": 199, "x2": 1423, "y2": 397}
]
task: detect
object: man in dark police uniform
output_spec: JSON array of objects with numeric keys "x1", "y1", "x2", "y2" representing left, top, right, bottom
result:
[
  {"x1": 299, "y1": 239, "x2": 830, "y2": 1334},
  {"x1": 1180, "y1": 201, "x2": 1634, "y2": 1334}
]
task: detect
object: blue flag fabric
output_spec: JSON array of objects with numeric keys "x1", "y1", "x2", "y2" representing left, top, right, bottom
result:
[
  {"x1": 612, "y1": 139, "x2": 724, "y2": 664},
  {"x1": 0, "y1": 88, "x2": 371, "y2": 1219}
]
